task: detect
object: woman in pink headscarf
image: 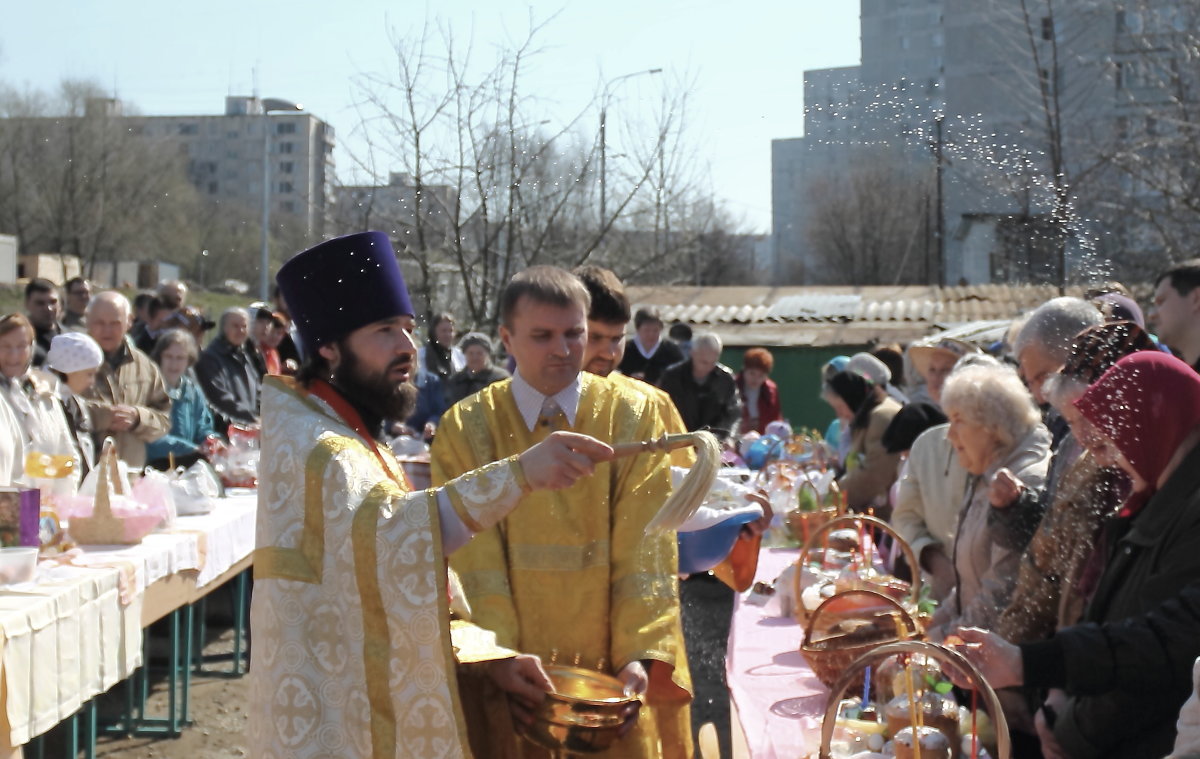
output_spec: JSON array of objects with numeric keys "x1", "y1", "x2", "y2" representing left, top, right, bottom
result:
[{"x1": 955, "y1": 352, "x2": 1200, "y2": 759}]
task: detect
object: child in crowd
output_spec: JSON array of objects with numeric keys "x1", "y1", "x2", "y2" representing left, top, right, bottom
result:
[{"x1": 45, "y1": 332, "x2": 103, "y2": 477}]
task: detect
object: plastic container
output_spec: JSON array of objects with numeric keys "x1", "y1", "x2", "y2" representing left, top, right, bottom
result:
[
  {"x1": 0, "y1": 546, "x2": 38, "y2": 584},
  {"x1": 677, "y1": 511, "x2": 760, "y2": 575}
]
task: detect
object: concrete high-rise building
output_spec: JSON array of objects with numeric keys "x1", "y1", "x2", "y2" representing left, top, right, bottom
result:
[
  {"x1": 122, "y1": 96, "x2": 335, "y2": 238},
  {"x1": 772, "y1": 0, "x2": 1192, "y2": 285}
]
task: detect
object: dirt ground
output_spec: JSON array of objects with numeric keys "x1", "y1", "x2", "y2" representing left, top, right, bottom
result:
[
  {"x1": 33, "y1": 621, "x2": 253, "y2": 758},
  {"x1": 94, "y1": 625, "x2": 250, "y2": 759}
]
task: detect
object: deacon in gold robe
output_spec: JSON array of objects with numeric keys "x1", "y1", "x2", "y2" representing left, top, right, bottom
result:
[
  {"x1": 433, "y1": 266, "x2": 692, "y2": 759},
  {"x1": 250, "y1": 233, "x2": 614, "y2": 759}
]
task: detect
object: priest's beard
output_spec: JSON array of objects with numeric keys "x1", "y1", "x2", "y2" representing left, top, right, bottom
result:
[{"x1": 332, "y1": 347, "x2": 418, "y2": 423}]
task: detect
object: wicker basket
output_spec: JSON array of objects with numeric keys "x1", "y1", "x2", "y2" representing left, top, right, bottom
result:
[
  {"x1": 800, "y1": 589, "x2": 919, "y2": 689},
  {"x1": 68, "y1": 441, "x2": 161, "y2": 546},
  {"x1": 794, "y1": 514, "x2": 921, "y2": 626},
  {"x1": 814, "y1": 640, "x2": 1012, "y2": 759},
  {"x1": 784, "y1": 469, "x2": 843, "y2": 544}
]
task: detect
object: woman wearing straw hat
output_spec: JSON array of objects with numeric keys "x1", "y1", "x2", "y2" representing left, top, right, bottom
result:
[{"x1": 906, "y1": 337, "x2": 979, "y2": 411}]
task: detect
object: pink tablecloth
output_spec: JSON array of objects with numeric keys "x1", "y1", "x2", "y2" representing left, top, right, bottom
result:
[{"x1": 727, "y1": 547, "x2": 830, "y2": 759}]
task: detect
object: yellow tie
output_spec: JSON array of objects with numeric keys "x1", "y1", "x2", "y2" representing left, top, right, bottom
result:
[{"x1": 536, "y1": 398, "x2": 569, "y2": 431}]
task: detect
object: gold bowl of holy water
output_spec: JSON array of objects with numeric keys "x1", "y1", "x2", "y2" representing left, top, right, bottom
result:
[{"x1": 516, "y1": 664, "x2": 639, "y2": 754}]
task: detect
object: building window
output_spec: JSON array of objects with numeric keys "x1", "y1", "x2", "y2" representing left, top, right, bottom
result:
[
  {"x1": 279, "y1": 181, "x2": 294, "y2": 194},
  {"x1": 282, "y1": 201, "x2": 296, "y2": 213},
  {"x1": 179, "y1": 123, "x2": 198, "y2": 136},
  {"x1": 279, "y1": 142, "x2": 294, "y2": 154},
  {"x1": 208, "y1": 181, "x2": 218, "y2": 195},
  {"x1": 226, "y1": 150, "x2": 239, "y2": 160},
  {"x1": 226, "y1": 131, "x2": 239, "y2": 139},
  {"x1": 1041, "y1": 16, "x2": 1054, "y2": 41},
  {"x1": 276, "y1": 122, "x2": 297, "y2": 135},
  {"x1": 280, "y1": 161, "x2": 294, "y2": 174}
]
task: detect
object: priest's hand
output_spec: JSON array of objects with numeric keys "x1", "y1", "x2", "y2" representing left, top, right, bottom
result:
[
  {"x1": 519, "y1": 432, "x2": 614, "y2": 491},
  {"x1": 487, "y1": 654, "x2": 553, "y2": 726},
  {"x1": 615, "y1": 661, "x2": 648, "y2": 737}
]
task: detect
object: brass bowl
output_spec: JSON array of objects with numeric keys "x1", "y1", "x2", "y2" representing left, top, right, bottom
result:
[{"x1": 516, "y1": 664, "x2": 638, "y2": 754}]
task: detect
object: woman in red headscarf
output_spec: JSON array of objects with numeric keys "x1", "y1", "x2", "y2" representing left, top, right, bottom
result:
[{"x1": 954, "y1": 352, "x2": 1200, "y2": 759}]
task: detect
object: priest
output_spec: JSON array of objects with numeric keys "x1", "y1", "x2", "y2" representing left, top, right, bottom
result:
[
  {"x1": 249, "y1": 233, "x2": 614, "y2": 759},
  {"x1": 432, "y1": 266, "x2": 691, "y2": 758}
]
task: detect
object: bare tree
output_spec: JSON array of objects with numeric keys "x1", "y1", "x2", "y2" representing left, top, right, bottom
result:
[
  {"x1": 1099, "y1": 0, "x2": 1200, "y2": 276},
  {"x1": 0, "y1": 79, "x2": 200, "y2": 275},
  {"x1": 802, "y1": 147, "x2": 932, "y2": 285},
  {"x1": 339, "y1": 14, "x2": 737, "y2": 329}
]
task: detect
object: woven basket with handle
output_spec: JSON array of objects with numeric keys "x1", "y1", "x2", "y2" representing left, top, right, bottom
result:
[
  {"x1": 800, "y1": 589, "x2": 920, "y2": 690},
  {"x1": 794, "y1": 514, "x2": 921, "y2": 626},
  {"x1": 68, "y1": 440, "x2": 160, "y2": 545},
  {"x1": 814, "y1": 640, "x2": 1012, "y2": 759}
]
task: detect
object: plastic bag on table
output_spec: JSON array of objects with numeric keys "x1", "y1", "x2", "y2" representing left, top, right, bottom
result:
[
  {"x1": 212, "y1": 423, "x2": 260, "y2": 489},
  {"x1": 168, "y1": 460, "x2": 223, "y2": 516},
  {"x1": 131, "y1": 467, "x2": 177, "y2": 528}
]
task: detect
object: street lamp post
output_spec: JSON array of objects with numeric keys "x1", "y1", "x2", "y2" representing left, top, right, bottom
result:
[
  {"x1": 260, "y1": 97, "x2": 303, "y2": 301},
  {"x1": 599, "y1": 68, "x2": 662, "y2": 224}
]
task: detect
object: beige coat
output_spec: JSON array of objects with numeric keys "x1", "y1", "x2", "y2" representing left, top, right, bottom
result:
[
  {"x1": 840, "y1": 395, "x2": 903, "y2": 511},
  {"x1": 892, "y1": 424, "x2": 969, "y2": 560},
  {"x1": 83, "y1": 343, "x2": 171, "y2": 468},
  {"x1": 933, "y1": 424, "x2": 1051, "y2": 633}
]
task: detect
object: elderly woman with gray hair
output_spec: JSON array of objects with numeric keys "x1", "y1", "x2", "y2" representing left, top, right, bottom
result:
[
  {"x1": 195, "y1": 307, "x2": 261, "y2": 434},
  {"x1": 445, "y1": 332, "x2": 510, "y2": 405},
  {"x1": 927, "y1": 360, "x2": 1051, "y2": 639}
]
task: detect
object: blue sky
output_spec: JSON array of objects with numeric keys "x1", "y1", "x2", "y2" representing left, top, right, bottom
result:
[{"x1": 1, "y1": 1, "x2": 860, "y2": 233}]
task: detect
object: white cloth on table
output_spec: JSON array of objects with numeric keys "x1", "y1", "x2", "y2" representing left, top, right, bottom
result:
[{"x1": 0, "y1": 564, "x2": 141, "y2": 746}]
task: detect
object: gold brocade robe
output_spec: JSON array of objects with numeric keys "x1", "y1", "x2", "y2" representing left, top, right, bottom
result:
[
  {"x1": 433, "y1": 373, "x2": 693, "y2": 759},
  {"x1": 249, "y1": 377, "x2": 523, "y2": 759},
  {"x1": 611, "y1": 372, "x2": 696, "y2": 469}
]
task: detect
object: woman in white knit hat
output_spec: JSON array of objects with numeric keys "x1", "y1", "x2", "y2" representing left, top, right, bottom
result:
[{"x1": 45, "y1": 331, "x2": 105, "y2": 477}]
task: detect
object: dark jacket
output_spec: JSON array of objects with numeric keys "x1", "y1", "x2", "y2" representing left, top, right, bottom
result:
[
  {"x1": 656, "y1": 359, "x2": 742, "y2": 440},
  {"x1": 446, "y1": 365, "x2": 510, "y2": 406},
  {"x1": 32, "y1": 323, "x2": 60, "y2": 368},
  {"x1": 407, "y1": 369, "x2": 448, "y2": 431},
  {"x1": 735, "y1": 373, "x2": 782, "y2": 435},
  {"x1": 618, "y1": 339, "x2": 684, "y2": 385},
  {"x1": 195, "y1": 335, "x2": 261, "y2": 434},
  {"x1": 1021, "y1": 439, "x2": 1200, "y2": 759}
]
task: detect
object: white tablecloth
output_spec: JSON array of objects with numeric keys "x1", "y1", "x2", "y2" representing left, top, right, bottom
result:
[
  {"x1": 0, "y1": 491, "x2": 258, "y2": 748},
  {"x1": 0, "y1": 564, "x2": 142, "y2": 746}
]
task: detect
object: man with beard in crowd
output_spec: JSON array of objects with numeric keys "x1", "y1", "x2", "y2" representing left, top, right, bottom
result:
[{"x1": 249, "y1": 232, "x2": 616, "y2": 759}]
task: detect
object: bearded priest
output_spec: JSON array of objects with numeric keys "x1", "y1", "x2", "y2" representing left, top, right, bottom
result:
[{"x1": 249, "y1": 233, "x2": 614, "y2": 759}]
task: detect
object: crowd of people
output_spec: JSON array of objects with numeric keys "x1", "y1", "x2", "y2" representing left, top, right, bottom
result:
[
  {"x1": 795, "y1": 268, "x2": 1200, "y2": 759},
  {"x1": 12, "y1": 243, "x2": 1200, "y2": 759}
]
